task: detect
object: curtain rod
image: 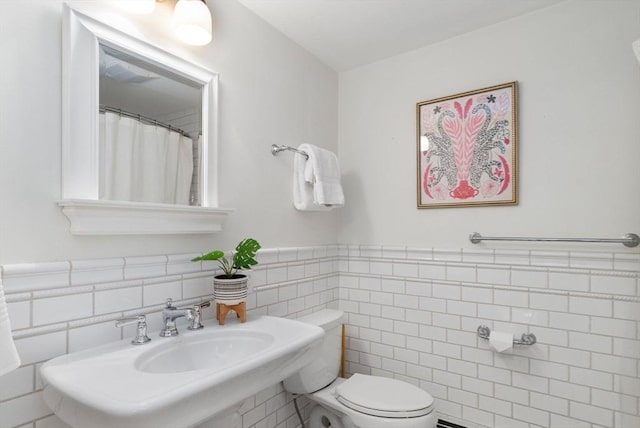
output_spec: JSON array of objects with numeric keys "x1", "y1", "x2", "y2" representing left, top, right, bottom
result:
[{"x1": 99, "y1": 105, "x2": 193, "y2": 139}]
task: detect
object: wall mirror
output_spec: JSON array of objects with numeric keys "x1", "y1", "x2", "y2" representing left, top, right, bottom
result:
[
  {"x1": 60, "y1": 4, "x2": 230, "y2": 235},
  {"x1": 99, "y1": 44, "x2": 202, "y2": 206}
]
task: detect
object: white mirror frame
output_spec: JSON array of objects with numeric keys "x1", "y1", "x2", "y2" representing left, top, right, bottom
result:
[{"x1": 59, "y1": 4, "x2": 231, "y2": 235}]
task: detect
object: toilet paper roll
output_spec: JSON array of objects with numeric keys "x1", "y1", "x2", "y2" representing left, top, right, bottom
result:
[{"x1": 489, "y1": 330, "x2": 514, "y2": 353}]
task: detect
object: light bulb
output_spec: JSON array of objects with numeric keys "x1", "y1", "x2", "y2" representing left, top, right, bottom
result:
[{"x1": 173, "y1": 0, "x2": 213, "y2": 46}]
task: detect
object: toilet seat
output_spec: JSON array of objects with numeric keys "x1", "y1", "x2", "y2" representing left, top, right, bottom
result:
[{"x1": 334, "y1": 374, "x2": 434, "y2": 418}]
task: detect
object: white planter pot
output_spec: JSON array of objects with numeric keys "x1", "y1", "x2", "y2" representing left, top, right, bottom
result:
[{"x1": 213, "y1": 275, "x2": 248, "y2": 305}]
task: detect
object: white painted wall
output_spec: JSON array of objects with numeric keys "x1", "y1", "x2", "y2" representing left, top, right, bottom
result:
[
  {"x1": 338, "y1": 0, "x2": 640, "y2": 249},
  {"x1": 1, "y1": 2, "x2": 639, "y2": 427},
  {"x1": 0, "y1": 0, "x2": 339, "y2": 264}
]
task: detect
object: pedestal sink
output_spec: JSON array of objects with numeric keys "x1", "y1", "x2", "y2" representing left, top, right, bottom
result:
[
  {"x1": 135, "y1": 330, "x2": 275, "y2": 374},
  {"x1": 40, "y1": 315, "x2": 324, "y2": 428}
]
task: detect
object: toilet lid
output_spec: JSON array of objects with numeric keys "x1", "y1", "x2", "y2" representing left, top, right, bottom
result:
[{"x1": 334, "y1": 374, "x2": 434, "y2": 418}]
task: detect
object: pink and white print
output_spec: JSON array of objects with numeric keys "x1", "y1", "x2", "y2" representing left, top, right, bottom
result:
[{"x1": 417, "y1": 82, "x2": 517, "y2": 208}]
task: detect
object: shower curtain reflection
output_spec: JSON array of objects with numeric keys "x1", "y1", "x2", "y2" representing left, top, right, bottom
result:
[{"x1": 99, "y1": 112, "x2": 194, "y2": 205}]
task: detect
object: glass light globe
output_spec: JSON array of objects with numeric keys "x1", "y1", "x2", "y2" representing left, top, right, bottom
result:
[{"x1": 173, "y1": 0, "x2": 213, "y2": 46}]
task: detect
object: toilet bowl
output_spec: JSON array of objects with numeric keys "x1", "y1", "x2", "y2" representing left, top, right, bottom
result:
[
  {"x1": 284, "y1": 309, "x2": 437, "y2": 428},
  {"x1": 308, "y1": 404, "x2": 344, "y2": 428},
  {"x1": 308, "y1": 376, "x2": 436, "y2": 428}
]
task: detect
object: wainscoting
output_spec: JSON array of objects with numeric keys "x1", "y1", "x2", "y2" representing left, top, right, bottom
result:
[
  {"x1": 338, "y1": 245, "x2": 640, "y2": 428},
  {"x1": 0, "y1": 246, "x2": 339, "y2": 428},
  {"x1": 1, "y1": 244, "x2": 638, "y2": 428}
]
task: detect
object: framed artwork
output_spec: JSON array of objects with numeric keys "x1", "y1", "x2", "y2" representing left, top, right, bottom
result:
[{"x1": 416, "y1": 81, "x2": 518, "y2": 208}]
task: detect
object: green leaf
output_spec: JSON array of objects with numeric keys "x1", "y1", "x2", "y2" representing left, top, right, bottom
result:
[
  {"x1": 233, "y1": 238, "x2": 261, "y2": 270},
  {"x1": 236, "y1": 238, "x2": 261, "y2": 254},
  {"x1": 191, "y1": 250, "x2": 225, "y2": 262},
  {"x1": 192, "y1": 238, "x2": 261, "y2": 276}
]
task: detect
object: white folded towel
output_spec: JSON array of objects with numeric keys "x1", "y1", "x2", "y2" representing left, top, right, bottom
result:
[
  {"x1": 293, "y1": 145, "x2": 332, "y2": 211},
  {"x1": 0, "y1": 279, "x2": 20, "y2": 377},
  {"x1": 299, "y1": 144, "x2": 344, "y2": 207}
]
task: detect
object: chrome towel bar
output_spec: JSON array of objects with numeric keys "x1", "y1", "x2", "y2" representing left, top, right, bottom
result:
[
  {"x1": 469, "y1": 232, "x2": 639, "y2": 248},
  {"x1": 477, "y1": 325, "x2": 536, "y2": 346},
  {"x1": 271, "y1": 144, "x2": 309, "y2": 160}
]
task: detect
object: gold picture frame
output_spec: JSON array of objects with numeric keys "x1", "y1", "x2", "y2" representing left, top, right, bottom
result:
[{"x1": 416, "y1": 81, "x2": 518, "y2": 208}]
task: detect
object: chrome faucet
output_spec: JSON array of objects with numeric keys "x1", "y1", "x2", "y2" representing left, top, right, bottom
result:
[
  {"x1": 115, "y1": 315, "x2": 152, "y2": 345},
  {"x1": 189, "y1": 300, "x2": 211, "y2": 330},
  {"x1": 160, "y1": 298, "x2": 211, "y2": 337}
]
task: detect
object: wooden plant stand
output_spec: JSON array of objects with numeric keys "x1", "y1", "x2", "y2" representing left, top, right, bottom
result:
[{"x1": 216, "y1": 302, "x2": 246, "y2": 325}]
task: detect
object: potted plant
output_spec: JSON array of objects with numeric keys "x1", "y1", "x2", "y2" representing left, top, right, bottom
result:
[{"x1": 192, "y1": 238, "x2": 261, "y2": 324}]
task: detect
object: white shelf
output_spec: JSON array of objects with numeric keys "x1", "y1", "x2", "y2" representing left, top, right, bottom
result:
[{"x1": 59, "y1": 199, "x2": 233, "y2": 235}]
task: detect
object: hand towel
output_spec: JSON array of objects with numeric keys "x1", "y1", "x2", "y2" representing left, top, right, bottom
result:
[
  {"x1": 299, "y1": 143, "x2": 345, "y2": 207},
  {"x1": 0, "y1": 279, "x2": 20, "y2": 377},
  {"x1": 293, "y1": 146, "x2": 331, "y2": 211}
]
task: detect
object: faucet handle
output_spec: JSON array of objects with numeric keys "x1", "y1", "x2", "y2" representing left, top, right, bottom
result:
[
  {"x1": 116, "y1": 315, "x2": 151, "y2": 345},
  {"x1": 188, "y1": 301, "x2": 211, "y2": 330},
  {"x1": 165, "y1": 298, "x2": 176, "y2": 309},
  {"x1": 195, "y1": 301, "x2": 211, "y2": 310}
]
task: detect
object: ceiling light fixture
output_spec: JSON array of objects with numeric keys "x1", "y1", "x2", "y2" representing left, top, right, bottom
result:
[{"x1": 173, "y1": 0, "x2": 213, "y2": 46}]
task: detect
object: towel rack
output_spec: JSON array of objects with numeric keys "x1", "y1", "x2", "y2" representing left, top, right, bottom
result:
[
  {"x1": 271, "y1": 144, "x2": 309, "y2": 160},
  {"x1": 469, "y1": 232, "x2": 639, "y2": 248}
]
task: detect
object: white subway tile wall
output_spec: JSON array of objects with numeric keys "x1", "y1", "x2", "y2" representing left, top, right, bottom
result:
[
  {"x1": 1, "y1": 244, "x2": 638, "y2": 428},
  {"x1": 0, "y1": 246, "x2": 339, "y2": 428},
  {"x1": 339, "y1": 245, "x2": 640, "y2": 428}
]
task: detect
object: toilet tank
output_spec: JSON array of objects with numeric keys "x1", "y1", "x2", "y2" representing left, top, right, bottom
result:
[{"x1": 283, "y1": 309, "x2": 344, "y2": 394}]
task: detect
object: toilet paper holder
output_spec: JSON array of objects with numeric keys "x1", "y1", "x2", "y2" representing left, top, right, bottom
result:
[{"x1": 477, "y1": 325, "x2": 536, "y2": 346}]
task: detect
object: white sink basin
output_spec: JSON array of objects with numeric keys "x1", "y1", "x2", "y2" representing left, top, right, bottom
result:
[
  {"x1": 135, "y1": 330, "x2": 275, "y2": 374},
  {"x1": 40, "y1": 315, "x2": 323, "y2": 428}
]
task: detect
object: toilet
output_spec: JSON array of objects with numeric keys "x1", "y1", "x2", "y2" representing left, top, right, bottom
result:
[{"x1": 284, "y1": 309, "x2": 437, "y2": 428}]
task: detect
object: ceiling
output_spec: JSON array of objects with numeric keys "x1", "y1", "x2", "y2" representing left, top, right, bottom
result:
[{"x1": 237, "y1": 0, "x2": 564, "y2": 71}]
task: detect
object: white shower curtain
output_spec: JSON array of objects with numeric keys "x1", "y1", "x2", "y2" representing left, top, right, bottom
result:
[{"x1": 99, "y1": 112, "x2": 194, "y2": 205}]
